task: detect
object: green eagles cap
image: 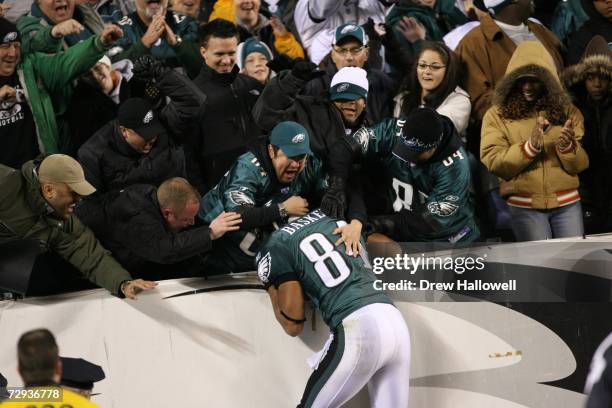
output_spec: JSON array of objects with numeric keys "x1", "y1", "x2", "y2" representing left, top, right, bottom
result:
[
  {"x1": 333, "y1": 23, "x2": 367, "y2": 45},
  {"x1": 269, "y1": 121, "x2": 313, "y2": 157}
]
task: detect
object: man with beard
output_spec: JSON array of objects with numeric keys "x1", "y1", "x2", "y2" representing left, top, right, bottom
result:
[
  {"x1": 198, "y1": 121, "x2": 328, "y2": 275},
  {"x1": 480, "y1": 41, "x2": 588, "y2": 241},
  {"x1": 111, "y1": 0, "x2": 199, "y2": 67},
  {"x1": 17, "y1": 0, "x2": 106, "y2": 54}
]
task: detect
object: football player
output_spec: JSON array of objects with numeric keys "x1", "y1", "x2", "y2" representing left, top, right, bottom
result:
[{"x1": 256, "y1": 209, "x2": 411, "y2": 407}]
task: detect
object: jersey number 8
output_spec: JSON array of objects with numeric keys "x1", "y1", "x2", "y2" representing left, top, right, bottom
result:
[{"x1": 299, "y1": 233, "x2": 351, "y2": 288}]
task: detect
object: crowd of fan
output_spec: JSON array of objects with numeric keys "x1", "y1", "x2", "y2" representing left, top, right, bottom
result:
[{"x1": 0, "y1": 0, "x2": 610, "y2": 298}]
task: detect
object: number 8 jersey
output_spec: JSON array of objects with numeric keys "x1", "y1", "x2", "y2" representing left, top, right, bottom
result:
[{"x1": 256, "y1": 209, "x2": 392, "y2": 329}]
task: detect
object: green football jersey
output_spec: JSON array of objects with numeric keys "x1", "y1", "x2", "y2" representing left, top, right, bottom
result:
[
  {"x1": 199, "y1": 151, "x2": 327, "y2": 273},
  {"x1": 256, "y1": 209, "x2": 392, "y2": 329}
]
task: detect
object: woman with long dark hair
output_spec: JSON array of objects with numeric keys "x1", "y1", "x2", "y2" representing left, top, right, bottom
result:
[
  {"x1": 394, "y1": 41, "x2": 471, "y2": 136},
  {"x1": 481, "y1": 41, "x2": 588, "y2": 241}
]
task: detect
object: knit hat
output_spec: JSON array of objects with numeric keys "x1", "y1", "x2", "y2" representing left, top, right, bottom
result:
[
  {"x1": 483, "y1": 0, "x2": 514, "y2": 14},
  {"x1": 117, "y1": 98, "x2": 166, "y2": 142},
  {"x1": 0, "y1": 18, "x2": 20, "y2": 44},
  {"x1": 329, "y1": 67, "x2": 368, "y2": 101},
  {"x1": 237, "y1": 38, "x2": 273, "y2": 70},
  {"x1": 269, "y1": 121, "x2": 313, "y2": 157},
  {"x1": 333, "y1": 23, "x2": 368, "y2": 46},
  {"x1": 392, "y1": 107, "x2": 444, "y2": 163}
]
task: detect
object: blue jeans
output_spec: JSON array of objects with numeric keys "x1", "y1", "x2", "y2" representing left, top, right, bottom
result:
[{"x1": 507, "y1": 201, "x2": 584, "y2": 241}]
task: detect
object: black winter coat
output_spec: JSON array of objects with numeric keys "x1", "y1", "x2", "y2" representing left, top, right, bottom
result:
[
  {"x1": 567, "y1": 0, "x2": 612, "y2": 65},
  {"x1": 79, "y1": 184, "x2": 213, "y2": 279},
  {"x1": 191, "y1": 64, "x2": 264, "y2": 192}
]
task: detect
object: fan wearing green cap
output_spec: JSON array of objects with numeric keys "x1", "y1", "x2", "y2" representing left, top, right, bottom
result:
[{"x1": 198, "y1": 121, "x2": 329, "y2": 274}]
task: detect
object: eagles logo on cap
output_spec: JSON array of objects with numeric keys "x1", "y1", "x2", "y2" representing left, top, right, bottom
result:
[
  {"x1": 292, "y1": 133, "x2": 305, "y2": 143},
  {"x1": 143, "y1": 110, "x2": 153, "y2": 124},
  {"x1": 337, "y1": 83, "x2": 350, "y2": 92},
  {"x1": 341, "y1": 24, "x2": 358, "y2": 34},
  {"x1": 3, "y1": 32, "x2": 17, "y2": 43}
]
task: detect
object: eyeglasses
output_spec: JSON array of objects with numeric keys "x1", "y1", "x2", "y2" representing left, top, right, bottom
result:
[
  {"x1": 416, "y1": 62, "x2": 446, "y2": 71},
  {"x1": 333, "y1": 46, "x2": 366, "y2": 56}
]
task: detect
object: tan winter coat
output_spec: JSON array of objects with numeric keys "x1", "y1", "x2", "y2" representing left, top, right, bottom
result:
[{"x1": 480, "y1": 41, "x2": 589, "y2": 209}]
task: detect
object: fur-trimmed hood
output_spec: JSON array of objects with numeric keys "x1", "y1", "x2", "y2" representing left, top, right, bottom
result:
[
  {"x1": 562, "y1": 53, "x2": 612, "y2": 92},
  {"x1": 493, "y1": 41, "x2": 570, "y2": 112}
]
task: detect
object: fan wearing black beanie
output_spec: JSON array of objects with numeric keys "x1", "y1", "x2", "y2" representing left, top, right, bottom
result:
[{"x1": 326, "y1": 107, "x2": 479, "y2": 244}]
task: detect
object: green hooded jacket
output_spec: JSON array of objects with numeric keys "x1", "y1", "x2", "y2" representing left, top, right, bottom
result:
[
  {"x1": 15, "y1": 35, "x2": 110, "y2": 154},
  {"x1": 0, "y1": 159, "x2": 132, "y2": 295}
]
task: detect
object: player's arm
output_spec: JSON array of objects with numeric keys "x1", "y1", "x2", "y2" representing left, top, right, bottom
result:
[{"x1": 267, "y1": 281, "x2": 305, "y2": 337}]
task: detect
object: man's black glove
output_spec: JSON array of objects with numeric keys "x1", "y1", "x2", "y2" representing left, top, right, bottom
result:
[
  {"x1": 321, "y1": 176, "x2": 347, "y2": 220},
  {"x1": 291, "y1": 59, "x2": 326, "y2": 81},
  {"x1": 267, "y1": 54, "x2": 296, "y2": 73},
  {"x1": 133, "y1": 55, "x2": 169, "y2": 83}
]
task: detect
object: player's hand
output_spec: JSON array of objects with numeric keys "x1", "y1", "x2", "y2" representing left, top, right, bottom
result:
[
  {"x1": 321, "y1": 176, "x2": 347, "y2": 220},
  {"x1": 529, "y1": 116, "x2": 548, "y2": 151},
  {"x1": 51, "y1": 19, "x2": 84, "y2": 38},
  {"x1": 209, "y1": 211, "x2": 242, "y2": 240},
  {"x1": 557, "y1": 119, "x2": 575, "y2": 152},
  {"x1": 100, "y1": 24, "x2": 124, "y2": 46},
  {"x1": 121, "y1": 279, "x2": 157, "y2": 300},
  {"x1": 133, "y1": 55, "x2": 168, "y2": 82},
  {"x1": 333, "y1": 219, "x2": 362, "y2": 257},
  {"x1": 282, "y1": 196, "x2": 309, "y2": 216},
  {"x1": 0, "y1": 85, "x2": 17, "y2": 103},
  {"x1": 141, "y1": 15, "x2": 166, "y2": 48}
]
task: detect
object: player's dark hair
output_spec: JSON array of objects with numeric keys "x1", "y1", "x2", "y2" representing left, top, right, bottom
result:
[
  {"x1": 199, "y1": 19, "x2": 239, "y2": 48},
  {"x1": 17, "y1": 329, "x2": 59, "y2": 385},
  {"x1": 399, "y1": 41, "x2": 463, "y2": 117}
]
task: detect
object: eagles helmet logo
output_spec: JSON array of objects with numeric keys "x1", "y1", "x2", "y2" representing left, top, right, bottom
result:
[
  {"x1": 428, "y1": 201, "x2": 459, "y2": 217},
  {"x1": 143, "y1": 110, "x2": 154, "y2": 124},
  {"x1": 257, "y1": 252, "x2": 272, "y2": 283},
  {"x1": 341, "y1": 24, "x2": 358, "y2": 34},
  {"x1": 353, "y1": 127, "x2": 372, "y2": 154},
  {"x1": 228, "y1": 190, "x2": 255, "y2": 206},
  {"x1": 292, "y1": 133, "x2": 305, "y2": 143},
  {"x1": 3, "y1": 32, "x2": 17, "y2": 43},
  {"x1": 337, "y1": 83, "x2": 350, "y2": 92}
]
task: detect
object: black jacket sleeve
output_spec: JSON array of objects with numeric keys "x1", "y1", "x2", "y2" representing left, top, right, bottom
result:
[
  {"x1": 252, "y1": 71, "x2": 306, "y2": 132},
  {"x1": 235, "y1": 205, "x2": 283, "y2": 231},
  {"x1": 158, "y1": 69, "x2": 207, "y2": 140}
]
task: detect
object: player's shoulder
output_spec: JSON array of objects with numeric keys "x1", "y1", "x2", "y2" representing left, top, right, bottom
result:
[{"x1": 234, "y1": 152, "x2": 269, "y2": 178}]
